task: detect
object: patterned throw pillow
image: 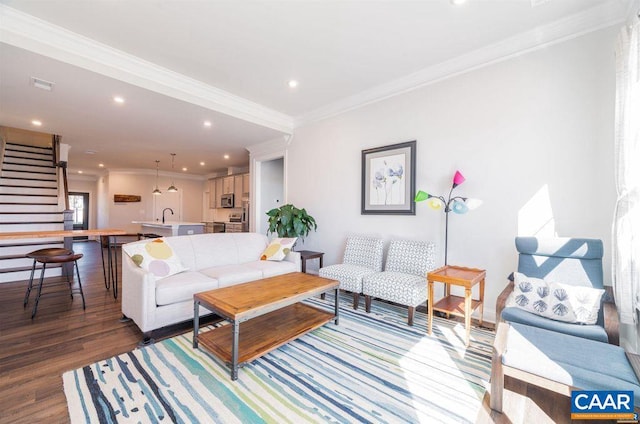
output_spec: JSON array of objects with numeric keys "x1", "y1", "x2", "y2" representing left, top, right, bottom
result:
[
  {"x1": 512, "y1": 272, "x2": 605, "y2": 325},
  {"x1": 261, "y1": 238, "x2": 297, "y2": 261},
  {"x1": 122, "y1": 238, "x2": 188, "y2": 280}
]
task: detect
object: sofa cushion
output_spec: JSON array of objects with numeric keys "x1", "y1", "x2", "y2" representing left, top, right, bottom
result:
[
  {"x1": 512, "y1": 272, "x2": 604, "y2": 325},
  {"x1": 199, "y1": 264, "x2": 263, "y2": 288},
  {"x1": 244, "y1": 260, "x2": 298, "y2": 278},
  {"x1": 261, "y1": 237, "x2": 297, "y2": 261},
  {"x1": 319, "y1": 264, "x2": 377, "y2": 293},
  {"x1": 155, "y1": 271, "x2": 219, "y2": 306},
  {"x1": 503, "y1": 323, "x2": 640, "y2": 404},
  {"x1": 362, "y1": 271, "x2": 427, "y2": 307},
  {"x1": 501, "y1": 305, "x2": 609, "y2": 343},
  {"x1": 122, "y1": 238, "x2": 188, "y2": 280}
]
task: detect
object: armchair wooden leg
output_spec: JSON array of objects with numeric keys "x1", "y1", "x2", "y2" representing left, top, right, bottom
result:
[
  {"x1": 365, "y1": 295, "x2": 371, "y2": 313},
  {"x1": 490, "y1": 322, "x2": 508, "y2": 413},
  {"x1": 408, "y1": 306, "x2": 415, "y2": 326},
  {"x1": 353, "y1": 292, "x2": 360, "y2": 310}
]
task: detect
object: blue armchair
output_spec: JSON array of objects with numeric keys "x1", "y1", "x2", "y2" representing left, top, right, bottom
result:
[{"x1": 497, "y1": 237, "x2": 616, "y2": 344}]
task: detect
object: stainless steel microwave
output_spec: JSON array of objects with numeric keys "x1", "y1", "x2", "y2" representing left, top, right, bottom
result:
[{"x1": 221, "y1": 193, "x2": 234, "y2": 208}]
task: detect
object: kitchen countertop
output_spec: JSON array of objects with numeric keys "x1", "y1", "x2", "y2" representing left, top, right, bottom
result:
[{"x1": 133, "y1": 221, "x2": 205, "y2": 228}]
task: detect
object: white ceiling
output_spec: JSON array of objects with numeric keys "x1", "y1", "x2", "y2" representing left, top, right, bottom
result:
[{"x1": 0, "y1": 0, "x2": 633, "y2": 176}]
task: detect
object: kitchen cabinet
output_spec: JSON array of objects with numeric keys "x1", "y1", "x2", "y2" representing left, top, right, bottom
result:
[
  {"x1": 242, "y1": 173, "x2": 250, "y2": 196},
  {"x1": 233, "y1": 174, "x2": 244, "y2": 207},
  {"x1": 208, "y1": 179, "x2": 217, "y2": 209},
  {"x1": 223, "y1": 176, "x2": 234, "y2": 194},
  {"x1": 215, "y1": 178, "x2": 223, "y2": 208},
  {"x1": 208, "y1": 173, "x2": 250, "y2": 209}
]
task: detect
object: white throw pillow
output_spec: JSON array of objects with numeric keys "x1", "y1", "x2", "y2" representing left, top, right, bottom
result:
[
  {"x1": 512, "y1": 272, "x2": 605, "y2": 325},
  {"x1": 122, "y1": 238, "x2": 188, "y2": 280},
  {"x1": 260, "y1": 237, "x2": 297, "y2": 261}
]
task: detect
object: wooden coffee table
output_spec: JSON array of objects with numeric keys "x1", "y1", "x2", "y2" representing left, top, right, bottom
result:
[{"x1": 192, "y1": 272, "x2": 339, "y2": 380}]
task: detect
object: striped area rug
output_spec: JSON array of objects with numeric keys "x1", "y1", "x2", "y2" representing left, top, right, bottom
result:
[{"x1": 63, "y1": 294, "x2": 494, "y2": 423}]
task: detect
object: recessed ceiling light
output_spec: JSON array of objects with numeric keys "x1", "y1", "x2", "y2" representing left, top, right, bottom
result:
[
  {"x1": 98, "y1": 163, "x2": 104, "y2": 168},
  {"x1": 31, "y1": 120, "x2": 42, "y2": 126},
  {"x1": 113, "y1": 96, "x2": 125, "y2": 104},
  {"x1": 31, "y1": 77, "x2": 54, "y2": 91},
  {"x1": 450, "y1": 0, "x2": 467, "y2": 5},
  {"x1": 182, "y1": 167, "x2": 188, "y2": 171},
  {"x1": 203, "y1": 121, "x2": 212, "y2": 127},
  {"x1": 223, "y1": 154, "x2": 230, "y2": 159},
  {"x1": 78, "y1": 170, "x2": 83, "y2": 174},
  {"x1": 200, "y1": 162, "x2": 205, "y2": 166},
  {"x1": 288, "y1": 80, "x2": 298, "y2": 88}
]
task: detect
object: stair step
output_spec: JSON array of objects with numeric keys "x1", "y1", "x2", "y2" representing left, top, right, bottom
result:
[
  {"x1": 5, "y1": 142, "x2": 52, "y2": 153},
  {"x1": 0, "y1": 173, "x2": 57, "y2": 183},
  {"x1": 1, "y1": 163, "x2": 56, "y2": 174},
  {"x1": 4, "y1": 147, "x2": 52, "y2": 160},
  {"x1": 3, "y1": 156, "x2": 53, "y2": 167},
  {"x1": 0, "y1": 240, "x2": 64, "y2": 250},
  {"x1": 0, "y1": 222, "x2": 64, "y2": 231},
  {"x1": 0, "y1": 264, "x2": 62, "y2": 274},
  {"x1": 0, "y1": 211, "x2": 64, "y2": 222},
  {"x1": 0, "y1": 204, "x2": 61, "y2": 213},
  {"x1": 0, "y1": 221, "x2": 64, "y2": 225},
  {"x1": 0, "y1": 193, "x2": 58, "y2": 200},
  {"x1": 0, "y1": 186, "x2": 58, "y2": 195}
]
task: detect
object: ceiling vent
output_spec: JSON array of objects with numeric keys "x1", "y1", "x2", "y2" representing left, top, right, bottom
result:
[{"x1": 31, "y1": 77, "x2": 54, "y2": 91}]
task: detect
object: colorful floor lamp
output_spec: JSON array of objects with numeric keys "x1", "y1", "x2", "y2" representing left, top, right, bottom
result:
[{"x1": 415, "y1": 170, "x2": 481, "y2": 265}]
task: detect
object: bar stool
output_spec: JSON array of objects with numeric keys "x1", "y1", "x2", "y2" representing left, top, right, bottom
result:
[{"x1": 23, "y1": 248, "x2": 86, "y2": 319}]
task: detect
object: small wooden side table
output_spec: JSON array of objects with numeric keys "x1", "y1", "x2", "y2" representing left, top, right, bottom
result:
[
  {"x1": 427, "y1": 265, "x2": 486, "y2": 346},
  {"x1": 297, "y1": 250, "x2": 324, "y2": 274}
]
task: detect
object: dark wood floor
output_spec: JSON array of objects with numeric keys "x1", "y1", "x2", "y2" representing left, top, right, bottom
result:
[{"x1": 0, "y1": 241, "x2": 602, "y2": 424}]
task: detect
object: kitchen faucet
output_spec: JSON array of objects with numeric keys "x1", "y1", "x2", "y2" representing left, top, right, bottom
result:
[{"x1": 162, "y1": 208, "x2": 174, "y2": 223}]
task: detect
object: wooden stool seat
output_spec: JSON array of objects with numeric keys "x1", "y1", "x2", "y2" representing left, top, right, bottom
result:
[{"x1": 24, "y1": 248, "x2": 85, "y2": 318}]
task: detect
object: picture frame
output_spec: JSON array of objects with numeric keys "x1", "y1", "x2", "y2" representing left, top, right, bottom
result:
[{"x1": 361, "y1": 140, "x2": 416, "y2": 215}]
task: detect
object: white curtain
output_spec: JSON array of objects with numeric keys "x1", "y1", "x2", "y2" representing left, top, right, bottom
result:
[{"x1": 613, "y1": 15, "x2": 640, "y2": 325}]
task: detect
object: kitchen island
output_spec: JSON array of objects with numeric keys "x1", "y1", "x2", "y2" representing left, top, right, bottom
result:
[{"x1": 133, "y1": 221, "x2": 205, "y2": 237}]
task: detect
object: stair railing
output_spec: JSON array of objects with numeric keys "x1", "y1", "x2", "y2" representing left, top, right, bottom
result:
[{"x1": 53, "y1": 135, "x2": 70, "y2": 211}]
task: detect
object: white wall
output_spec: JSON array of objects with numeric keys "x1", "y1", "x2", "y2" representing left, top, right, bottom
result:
[
  {"x1": 286, "y1": 26, "x2": 618, "y2": 323},
  {"x1": 258, "y1": 157, "x2": 284, "y2": 236},
  {"x1": 105, "y1": 172, "x2": 206, "y2": 234}
]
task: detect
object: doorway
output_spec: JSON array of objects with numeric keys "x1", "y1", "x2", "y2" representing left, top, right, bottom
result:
[
  {"x1": 69, "y1": 192, "x2": 89, "y2": 240},
  {"x1": 255, "y1": 157, "x2": 284, "y2": 235}
]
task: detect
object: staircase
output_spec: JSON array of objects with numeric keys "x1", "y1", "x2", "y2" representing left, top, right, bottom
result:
[{"x1": 0, "y1": 142, "x2": 65, "y2": 283}]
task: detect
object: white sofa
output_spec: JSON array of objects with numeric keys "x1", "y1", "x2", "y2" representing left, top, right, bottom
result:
[{"x1": 121, "y1": 232, "x2": 300, "y2": 339}]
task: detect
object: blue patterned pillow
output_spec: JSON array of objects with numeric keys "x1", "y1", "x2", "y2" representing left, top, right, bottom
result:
[{"x1": 511, "y1": 272, "x2": 605, "y2": 325}]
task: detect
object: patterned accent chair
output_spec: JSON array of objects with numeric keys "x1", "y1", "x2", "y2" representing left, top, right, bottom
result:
[
  {"x1": 362, "y1": 239, "x2": 435, "y2": 325},
  {"x1": 319, "y1": 235, "x2": 384, "y2": 309}
]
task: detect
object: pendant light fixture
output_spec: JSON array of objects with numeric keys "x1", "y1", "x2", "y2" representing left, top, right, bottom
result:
[
  {"x1": 152, "y1": 160, "x2": 162, "y2": 195},
  {"x1": 167, "y1": 153, "x2": 178, "y2": 192}
]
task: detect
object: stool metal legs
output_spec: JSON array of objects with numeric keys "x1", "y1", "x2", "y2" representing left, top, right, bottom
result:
[
  {"x1": 26, "y1": 258, "x2": 86, "y2": 319},
  {"x1": 23, "y1": 259, "x2": 37, "y2": 307}
]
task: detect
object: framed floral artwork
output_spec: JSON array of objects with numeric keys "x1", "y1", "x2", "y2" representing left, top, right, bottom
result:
[{"x1": 361, "y1": 140, "x2": 416, "y2": 215}]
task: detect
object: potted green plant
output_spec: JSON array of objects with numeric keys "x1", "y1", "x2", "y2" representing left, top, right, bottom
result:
[{"x1": 266, "y1": 204, "x2": 317, "y2": 242}]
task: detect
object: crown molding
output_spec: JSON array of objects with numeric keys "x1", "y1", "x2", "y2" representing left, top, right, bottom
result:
[
  {"x1": 0, "y1": 5, "x2": 294, "y2": 134},
  {"x1": 246, "y1": 134, "x2": 292, "y2": 158},
  {"x1": 294, "y1": 1, "x2": 630, "y2": 127}
]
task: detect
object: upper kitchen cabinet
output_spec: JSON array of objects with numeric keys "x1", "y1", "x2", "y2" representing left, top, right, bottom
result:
[
  {"x1": 208, "y1": 179, "x2": 217, "y2": 209},
  {"x1": 223, "y1": 176, "x2": 234, "y2": 194},
  {"x1": 233, "y1": 174, "x2": 244, "y2": 207},
  {"x1": 242, "y1": 174, "x2": 250, "y2": 196},
  {"x1": 208, "y1": 173, "x2": 250, "y2": 209}
]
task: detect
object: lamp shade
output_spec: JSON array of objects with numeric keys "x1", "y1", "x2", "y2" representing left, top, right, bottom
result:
[
  {"x1": 452, "y1": 200, "x2": 469, "y2": 214},
  {"x1": 464, "y1": 198, "x2": 483, "y2": 210},
  {"x1": 452, "y1": 170, "x2": 465, "y2": 187},
  {"x1": 414, "y1": 190, "x2": 430, "y2": 202},
  {"x1": 428, "y1": 197, "x2": 444, "y2": 210}
]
